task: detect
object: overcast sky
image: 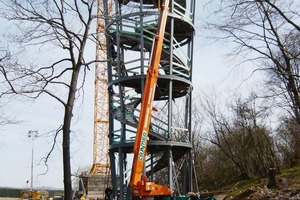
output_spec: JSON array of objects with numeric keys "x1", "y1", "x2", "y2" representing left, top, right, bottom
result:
[{"x1": 0, "y1": 1, "x2": 256, "y2": 190}]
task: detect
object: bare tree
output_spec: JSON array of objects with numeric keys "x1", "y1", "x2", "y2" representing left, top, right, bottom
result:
[
  {"x1": 203, "y1": 0, "x2": 300, "y2": 117},
  {"x1": 0, "y1": 1, "x2": 99, "y2": 199},
  {"x1": 203, "y1": 0, "x2": 300, "y2": 169},
  {"x1": 200, "y1": 92, "x2": 277, "y2": 180},
  {"x1": 0, "y1": 50, "x2": 21, "y2": 126},
  {"x1": 276, "y1": 117, "x2": 300, "y2": 167}
]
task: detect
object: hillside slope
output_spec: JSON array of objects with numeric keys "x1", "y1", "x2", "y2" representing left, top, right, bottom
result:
[{"x1": 223, "y1": 166, "x2": 300, "y2": 199}]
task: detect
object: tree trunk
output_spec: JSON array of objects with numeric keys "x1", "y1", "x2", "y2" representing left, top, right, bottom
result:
[
  {"x1": 267, "y1": 167, "x2": 277, "y2": 189},
  {"x1": 63, "y1": 67, "x2": 81, "y2": 199}
]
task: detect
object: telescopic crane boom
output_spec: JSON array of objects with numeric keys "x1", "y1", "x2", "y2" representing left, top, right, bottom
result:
[{"x1": 129, "y1": 0, "x2": 171, "y2": 199}]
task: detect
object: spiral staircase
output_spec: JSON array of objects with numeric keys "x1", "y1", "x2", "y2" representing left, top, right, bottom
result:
[{"x1": 104, "y1": 0, "x2": 196, "y2": 198}]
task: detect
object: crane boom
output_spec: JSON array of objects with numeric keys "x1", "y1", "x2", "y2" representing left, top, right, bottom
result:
[{"x1": 129, "y1": 0, "x2": 171, "y2": 198}]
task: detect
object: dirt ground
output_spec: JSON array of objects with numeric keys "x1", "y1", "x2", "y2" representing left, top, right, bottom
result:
[{"x1": 229, "y1": 187, "x2": 300, "y2": 200}]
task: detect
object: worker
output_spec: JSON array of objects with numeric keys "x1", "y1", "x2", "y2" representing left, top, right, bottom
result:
[{"x1": 105, "y1": 184, "x2": 113, "y2": 200}]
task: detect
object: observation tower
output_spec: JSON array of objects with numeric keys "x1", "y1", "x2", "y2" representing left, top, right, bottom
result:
[{"x1": 104, "y1": 0, "x2": 196, "y2": 198}]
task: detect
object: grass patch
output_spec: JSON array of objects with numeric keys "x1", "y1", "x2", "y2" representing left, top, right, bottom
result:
[
  {"x1": 278, "y1": 166, "x2": 300, "y2": 188},
  {"x1": 225, "y1": 178, "x2": 268, "y2": 197}
]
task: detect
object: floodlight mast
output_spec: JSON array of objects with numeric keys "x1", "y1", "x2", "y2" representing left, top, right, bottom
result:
[{"x1": 28, "y1": 130, "x2": 38, "y2": 191}]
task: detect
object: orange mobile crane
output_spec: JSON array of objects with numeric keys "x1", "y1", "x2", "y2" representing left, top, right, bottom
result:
[{"x1": 128, "y1": 0, "x2": 172, "y2": 199}]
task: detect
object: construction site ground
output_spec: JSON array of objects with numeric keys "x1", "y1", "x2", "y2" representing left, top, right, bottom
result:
[
  {"x1": 211, "y1": 165, "x2": 300, "y2": 199},
  {"x1": 229, "y1": 187, "x2": 300, "y2": 199}
]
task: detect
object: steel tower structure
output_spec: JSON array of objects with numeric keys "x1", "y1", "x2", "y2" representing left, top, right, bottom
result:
[
  {"x1": 84, "y1": 1, "x2": 114, "y2": 199},
  {"x1": 103, "y1": 0, "x2": 196, "y2": 198},
  {"x1": 90, "y1": 0, "x2": 112, "y2": 176}
]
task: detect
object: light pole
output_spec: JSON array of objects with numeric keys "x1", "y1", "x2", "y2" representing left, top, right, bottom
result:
[{"x1": 28, "y1": 130, "x2": 38, "y2": 191}]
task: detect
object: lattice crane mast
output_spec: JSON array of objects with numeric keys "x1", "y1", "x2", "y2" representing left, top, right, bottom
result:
[{"x1": 90, "y1": 0, "x2": 113, "y2": 176}]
